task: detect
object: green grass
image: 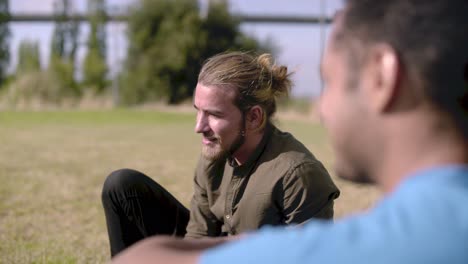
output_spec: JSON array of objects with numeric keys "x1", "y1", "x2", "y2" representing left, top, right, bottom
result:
[
  {"x1": 0, "y1": 110, "x2": 380, "y2": 263},
  {"x1": 0, "y1": 109, "x2": 194, "y2": 125}
]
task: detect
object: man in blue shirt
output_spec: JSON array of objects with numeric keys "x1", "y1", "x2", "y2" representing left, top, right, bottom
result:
[{"x1": 112, "y1": 0, "x2": 468, "y2": 263}]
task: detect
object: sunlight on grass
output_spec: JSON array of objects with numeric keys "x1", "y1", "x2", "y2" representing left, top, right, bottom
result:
[{"x1": 0, "y1": 110, "x2": 380, "y2": 263}]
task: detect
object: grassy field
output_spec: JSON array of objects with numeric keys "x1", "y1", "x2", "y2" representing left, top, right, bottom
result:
[{"x1": 0, "y1": 109, "x2": 381, "y2": 263}]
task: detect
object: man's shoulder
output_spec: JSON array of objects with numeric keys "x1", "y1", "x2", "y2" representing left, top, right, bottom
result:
[
  {"x1": 395, "y1": 165, "x2": 468, "y2": 206},
  {"x1": 397, "y1": 165, "x2": 468, "y2": 196},
  {"x1": 374, "y1": 165, "x2": 468, "y2": 232},
  {"x1": 264, "y1": 126, "x2": 319, "y2": 166},
  {"x1": 253, "y1": 126, "x2": 328, "y2": 182}
]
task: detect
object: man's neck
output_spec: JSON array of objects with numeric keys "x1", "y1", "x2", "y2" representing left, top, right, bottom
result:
[
  {"x1": 375, "y1": 114, "x2": 468, "y2": 193},
  {"x1": 232, "y1": 130, "x2": 265, "y2": 166}
]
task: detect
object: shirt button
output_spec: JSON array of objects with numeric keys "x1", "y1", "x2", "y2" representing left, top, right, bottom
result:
[{"x1": 225, "y1": 215, "x2": 231, "y2": 219}]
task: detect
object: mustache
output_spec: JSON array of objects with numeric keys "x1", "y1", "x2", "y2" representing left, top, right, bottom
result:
[
  {"x1": 202, "y1": 133, "x2": 219, "y2": 141},
  {"x1": 202, "y1": 130, "x2": 245, "y2": 141}
]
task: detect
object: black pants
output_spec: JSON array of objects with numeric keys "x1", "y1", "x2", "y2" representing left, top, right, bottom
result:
[{"x1": 101, "y1": 169, "x2": 190, "y2": 257}]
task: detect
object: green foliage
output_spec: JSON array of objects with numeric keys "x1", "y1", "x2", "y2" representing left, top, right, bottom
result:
[
  {"x1": 82, "y1": 0, "x2": 108, "y2": 93},
  {"x1": 120, "y1": 0, "x2": 202, "y2": 105},
  {"x1": 0, "y1": 0, "x2": 10, "y2": 86},
  {"x1": 48, "y1": 55, "x2": 80, "y2": 97},
  {"x1": 120, "y1": 0, "x2": 270, "y2": 105},
  {"x1": 200, "y1": 0, "x2": 262, "y2": 57},
  {"x1": 16, "y1": 40, "x2": 41, "y2": 74},
  {"x1": 2, "y1": 69, "x2": 77, "y2": 108},
  {"x1": 2, "y1": 56, "x2": 80, "y2": 108},
  {"x1": 0, "y1": 0, "x2": 87, "y2": 108},
  {"x1": 83, "y1": 48, "x2": 108, "y2": 92},
  {"x1": 50, "y1": 0, "x2": 79, "y2": 63},
  {"x1": 44, "y1": 0, "x2": 80, "y2": 102},
  {"x1": 278, "y1": 97, "x2": 313, "y2": 115}
]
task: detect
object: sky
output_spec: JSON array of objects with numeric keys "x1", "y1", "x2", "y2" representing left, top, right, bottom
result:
[{"x1": 9, "y1": 0, "x2": 344, "y2": 98}]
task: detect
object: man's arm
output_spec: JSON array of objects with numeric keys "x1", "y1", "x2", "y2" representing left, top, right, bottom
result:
[
  {"x1": 282, "y1": 161, "x2": 340, "y2": 223},
  {"x1": 185, "y1": 186, "x2": 221, "y2": 237},
  {"x1": 112, "y1": 236, "x2": 228, "y2": 264},
  {"x1": 185, "y1": 157, "x2": 223, "y2": 237}
]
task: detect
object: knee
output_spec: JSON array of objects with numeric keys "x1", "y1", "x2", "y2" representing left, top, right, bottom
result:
[{"x1": 102, "y1": 168, "x2": 148, "y2": 196}]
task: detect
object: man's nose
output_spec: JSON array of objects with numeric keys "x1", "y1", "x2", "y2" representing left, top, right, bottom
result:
[{"x1": 195, "y1": 113, "x2": 209, "y2": 133}]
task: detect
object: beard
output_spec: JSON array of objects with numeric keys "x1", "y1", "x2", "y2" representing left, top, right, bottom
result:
[
  {"x1": 201, "y1": 138, "x2": 226, "y2": 161},
  {"x1": 335, "y1": 166, "x2": 374, "y2": 184},
  {"x1": 333, "y1": 153, "x2": 375, "y2": 185},
  {"x1": 201, "y1": 130, "x2": 245, "y2": 161}
]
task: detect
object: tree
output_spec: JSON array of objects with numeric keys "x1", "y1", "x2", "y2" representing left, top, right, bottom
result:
[
  {"x1": 16, "y1": 40, "x2": 41, "y2": 74},
  {"x1": 201, "y1": 0, "x2": 261, "y2": 57},
  {"x1": 49, "y1": 0, "x2": 79, "y2": 96},
  {"x1": 0, "y1": 0, "x2": 10, "y2": 86},
  {"x1": 82, "y1": 0, "x2": 108, "y2": 92},
  {"x1": 7, "y1": 40, "x2": 77, "y2": 106},
  {"x1": 121, "y1": 0, "x2": 204, "y2": 104},
  {"x1": 50, "y1": 0, "x2": 79, "y2": 63},
  {"x1": 121, "y1": 0, "x2": 269, "y2": 105}
]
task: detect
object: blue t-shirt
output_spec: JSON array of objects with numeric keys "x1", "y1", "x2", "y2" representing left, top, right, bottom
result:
[{"x1": 201, "y1": 165, "x2": 468, "y2": 264}]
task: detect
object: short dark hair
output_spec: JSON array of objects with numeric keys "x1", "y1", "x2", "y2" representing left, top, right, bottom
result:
[{"x1": 336, "y1": 0, "x2": 468, "y2": 138}]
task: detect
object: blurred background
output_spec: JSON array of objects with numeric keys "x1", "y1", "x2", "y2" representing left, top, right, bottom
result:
[
  {"x1": 0, "y1": 1, "x2": 382, "y2": 263},
  {"x1": 1, "y1": 0, "x2": 343, "y2": 108}
]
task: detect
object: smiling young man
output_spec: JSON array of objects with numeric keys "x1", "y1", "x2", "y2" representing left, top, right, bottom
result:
[
  {"x1": 101, "y1": 52, "x2": 339, "y2": 257},
  {"x1": 111, "y1": 0, "x2": 468, "y2": 263}
]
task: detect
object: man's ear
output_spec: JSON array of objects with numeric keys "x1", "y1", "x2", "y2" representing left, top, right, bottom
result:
[
  {"x1": 245, "y1": 105, "x2": 264, "y2": 131},
  {"x1": 362, "y1": 44, "x2": 401, "y2": 113}
]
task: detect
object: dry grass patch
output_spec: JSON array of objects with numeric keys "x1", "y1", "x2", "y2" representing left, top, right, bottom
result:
[{"x1": 0, "y1": 110, "x2": 380, "y2": 263}]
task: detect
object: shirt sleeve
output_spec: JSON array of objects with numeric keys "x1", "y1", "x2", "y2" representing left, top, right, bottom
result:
[
  {"x1": 281, "y1": 161, "x2": 340, "y2": 223},
  {"x1": 185, "y1": 158, "x2": 222, "y2": 238}
]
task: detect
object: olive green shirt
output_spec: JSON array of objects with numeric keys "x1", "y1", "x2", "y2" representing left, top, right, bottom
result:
[{"x1": 185, "y1": 124, "x2": 340, "y2": 238}]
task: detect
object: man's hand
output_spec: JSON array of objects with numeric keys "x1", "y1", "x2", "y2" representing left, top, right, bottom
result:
[{"x1": 112, "y1": 236, "x2": 230, "y2": 264}]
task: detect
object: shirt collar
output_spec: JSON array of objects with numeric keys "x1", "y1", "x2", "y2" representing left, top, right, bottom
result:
[{"x1": 227, "y1": 123, "x2": 274, "y2": 171}]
